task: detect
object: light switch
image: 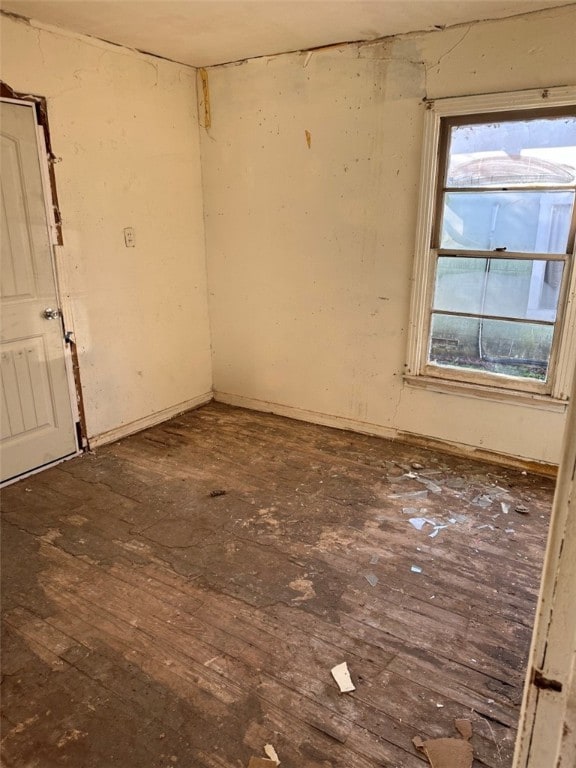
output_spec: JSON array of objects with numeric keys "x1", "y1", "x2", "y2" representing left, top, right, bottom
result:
[{"x1": 123, "y1": 227, "x2": 135, "y2": 247}]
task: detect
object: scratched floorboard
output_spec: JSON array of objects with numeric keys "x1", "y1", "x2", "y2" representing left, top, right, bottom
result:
[{"x1": 0, "y1": 402, "x2": 554, "y2": 767}]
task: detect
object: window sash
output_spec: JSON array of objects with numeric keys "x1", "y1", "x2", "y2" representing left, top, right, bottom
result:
[
  {"x1": 432, "y1": 252, "x2": 568, "y2": 323},
  {"x1": 420, "y1": 249, "x2": 572, "y2": 394},
  {"x1": 442, "y1": 185, "x2": 574, "y2": 193},
  {"x1": 437, "y1": 249, "x2": 567, "y2": 261},
  {"x1": 433, "y1": 109, "x2": 576, "y2": 256},
  {"x1": 430, "y1": 309, "x2": 555, "y2": 327}
]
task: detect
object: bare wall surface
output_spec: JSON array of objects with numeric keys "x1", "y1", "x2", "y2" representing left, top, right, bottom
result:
[
  {"x1": 0, "y1": 15, "x2": 212, "y2": 441},
  {"x1": 201, "y1": 5, "x2": 576, "y2": 465}
]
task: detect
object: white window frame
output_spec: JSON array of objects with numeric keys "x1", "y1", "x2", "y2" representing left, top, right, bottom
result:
[{"x1": 406, "y1": 87, "x2": 576, "y2": 406}]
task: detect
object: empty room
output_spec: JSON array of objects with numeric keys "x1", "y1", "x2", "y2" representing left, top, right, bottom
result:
[{"x1": 1, "y1": 1, "x2": 575, "y2": 766}]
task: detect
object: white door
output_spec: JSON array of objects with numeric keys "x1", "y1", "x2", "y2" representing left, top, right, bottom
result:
[{"x1": 0, "y1": 100, "x2": 77, "y2": 483}]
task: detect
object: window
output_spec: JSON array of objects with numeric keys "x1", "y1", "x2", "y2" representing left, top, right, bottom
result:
[{"x1": 407, "y1": 88, "x2": 576, "y2": 402}]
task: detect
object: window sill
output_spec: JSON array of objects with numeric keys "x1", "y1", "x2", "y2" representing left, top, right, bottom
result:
[{"x1": 403, "y1": 374, "x2": 569, "y2": 413}]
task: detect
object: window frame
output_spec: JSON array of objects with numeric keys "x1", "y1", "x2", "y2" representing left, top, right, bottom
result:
[{"x1": 406, "y1": 87, "x2": 576, "y2": 403}]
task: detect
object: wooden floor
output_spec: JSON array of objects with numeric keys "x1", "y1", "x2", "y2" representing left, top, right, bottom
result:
[{"x1": 1, "y1": 403, "x2": 554, "y2": 768}]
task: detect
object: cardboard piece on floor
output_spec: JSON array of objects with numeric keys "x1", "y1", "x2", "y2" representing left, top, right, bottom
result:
[
  {"x1": 413, "y1": 719, "x2": 473, "y2": 768},
  {"x1": 331, "y1": 661, "x2": 355, "y2": 693},
  {"x1": 455, "y1": 719, "x2": 473, "y2": 740},
  {"x1": 248, "y1": 758, "x2": 277, "y2": 768}
]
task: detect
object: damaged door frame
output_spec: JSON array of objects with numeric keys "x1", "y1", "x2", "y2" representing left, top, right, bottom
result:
[
  {"x1": 513, "y1": 359, "x2": 576, "y2": 767},
  {"x1": 0, "y1": 82, "x2": 89, "y2": 471}
]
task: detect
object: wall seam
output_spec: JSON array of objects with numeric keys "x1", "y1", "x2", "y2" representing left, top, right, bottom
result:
[{"x1": 195, "y1": 67, "x2": 216, "y2": 395}]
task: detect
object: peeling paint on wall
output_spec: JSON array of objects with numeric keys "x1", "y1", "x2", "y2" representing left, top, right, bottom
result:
[{"x1": 199, "y1": 67, "x2": 211, "y2": 129}]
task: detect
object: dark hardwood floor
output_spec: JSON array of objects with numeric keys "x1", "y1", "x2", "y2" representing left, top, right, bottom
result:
[{"x1": 0, "y1": 403, "x2": 554, "y2": 767}]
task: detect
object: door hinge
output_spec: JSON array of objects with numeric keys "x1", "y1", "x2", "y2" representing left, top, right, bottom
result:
[{"x1": 532, "y1": 667, "x2": 563, "y2": 692}]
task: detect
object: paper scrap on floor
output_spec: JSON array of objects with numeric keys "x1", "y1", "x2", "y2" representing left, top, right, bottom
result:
[
  {"x1": 264, "y1": 744, "x2": 280, "y2": 764},
  {"x1": 331, "y1": 661, "x2": 355, "y2": 693}
]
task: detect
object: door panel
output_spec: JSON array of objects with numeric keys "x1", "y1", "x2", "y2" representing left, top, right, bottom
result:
[
  {"x1": 1, "y1": 338, "x2": 55, "y2": 438},
  {"x1": 0, "y1": 101, "x2": 77, "y2": 482},
  {"x1": 1, "y1": 134, "x2": 37, "y2": 300}
]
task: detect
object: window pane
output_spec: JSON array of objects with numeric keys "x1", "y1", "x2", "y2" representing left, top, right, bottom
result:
[
  {"x1": 429, "y1": 314, "x2": 553, "y2": 381},
  {"x1": 446, "y1": 117, "x2": 576, "y2": 188},
  {"x1": 433, "y1": 257, "x2": 564, "y2": 321},
  {"x1": 440, "y1": 190, "x2": 574, "y2": 252}
]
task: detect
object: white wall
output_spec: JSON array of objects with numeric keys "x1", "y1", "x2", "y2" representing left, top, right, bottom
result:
[
  {"x1": 201, "y1": 5, "x2": 576, "y2": 466},
  {"x1": 1, "y1": 14, "x2": 213, "y2": 443}
]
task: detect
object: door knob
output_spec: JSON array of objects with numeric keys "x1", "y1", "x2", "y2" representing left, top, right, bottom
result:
[{"x1": 43, "y1": 308, "x2": 61, "y2": 320}]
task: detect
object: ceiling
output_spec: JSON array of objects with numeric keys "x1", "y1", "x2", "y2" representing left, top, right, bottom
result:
[{"x1": 2, "y1": 0, "x2": 572, "y2": 67}]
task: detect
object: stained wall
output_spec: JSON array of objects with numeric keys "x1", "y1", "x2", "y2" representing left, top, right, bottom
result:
[{"x1": 200, "y1": 5, "x2": 576, "y2": 465}]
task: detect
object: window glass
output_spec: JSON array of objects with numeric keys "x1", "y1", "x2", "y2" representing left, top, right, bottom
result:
[
  {"x1": 433, "y1": 257, "x2": 564, "y2": 322},
  {"x1": 446, "y1": 117, "x2": 576, "y2": 188},
  {"x1": 429, "y1": 314, "x2": 554, "y2": 381},
  {"x1": 440, "y1": 190, "x2": 574, "y2": 252}
]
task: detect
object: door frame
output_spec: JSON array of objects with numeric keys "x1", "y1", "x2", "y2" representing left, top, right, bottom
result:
[
  {"x1": 513, "y1": 358, "x2": 576, "y2": 766},
  {"x1": 1, "y1": 83, "x2": 89, "y2": 482}
]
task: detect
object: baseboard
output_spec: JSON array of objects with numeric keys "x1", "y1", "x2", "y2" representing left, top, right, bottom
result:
[
  {"x1": 214, "y1": 390, "x2": 400, "y2": 440},
  {"x1": 395, "y1": 431, "x2": 558, "y2": 478},
  {"x1": 213, "y1": 390, "x2": 558, "y2": 477},
  {"x1": 89, "y1": 392, "x2": 213, "y2": 448}
]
